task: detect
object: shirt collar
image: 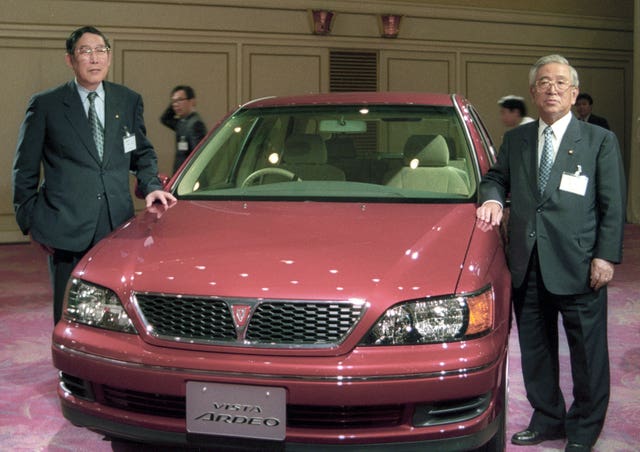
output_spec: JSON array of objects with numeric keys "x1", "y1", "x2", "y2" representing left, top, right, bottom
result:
[
  {"x1": 538, "y1": 111, "x2": 572, "y2": 139},
  {"x1": 74, "y1": 80, "x2": 105, "y2": 101}
]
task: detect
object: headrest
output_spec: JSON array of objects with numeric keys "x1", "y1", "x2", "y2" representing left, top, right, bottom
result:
[
  {"x1": 325, "y1": 136, "x2": 357, "y2": 159},
  {"x1": 403, "y1": 134, "x2": 438, "y2": 159},
  {"x1": 284, "y1": 134, "x2": 328, "y2": 164},
  {"x1": 407, "y1": 135, "x2": 449, "y2": 167}
]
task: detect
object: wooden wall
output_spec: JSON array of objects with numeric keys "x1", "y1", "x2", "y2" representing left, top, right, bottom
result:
[{"x1": 0, "y1": 0, "x2": 634, "y2": 242}]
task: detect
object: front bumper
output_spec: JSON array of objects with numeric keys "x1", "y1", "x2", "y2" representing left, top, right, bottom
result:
[
  {"x1": 61, "y1": 401, "x2": 503, "y2": 451},
  {"x1": 52, "y1": 321, "x2": 507, "y2": 450}
]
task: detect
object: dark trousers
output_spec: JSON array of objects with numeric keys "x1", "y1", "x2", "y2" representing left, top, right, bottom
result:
[
  {"x1": 48, "y1": 249, "x2": 84, "y2": 324},
  {"x1": 512, "y1": 250, "x2": 610, "y2": 446},
  {"x1": 48, "y1": 195, "x2": 113, "y2": 325}
]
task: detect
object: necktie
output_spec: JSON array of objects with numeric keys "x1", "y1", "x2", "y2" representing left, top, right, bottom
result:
[
  {"x1": 538, "y1": 126, "x2": 554, "y2": 194},
  {"x1": 87, "y1": 92, "x2": 104, "y2": 160}
]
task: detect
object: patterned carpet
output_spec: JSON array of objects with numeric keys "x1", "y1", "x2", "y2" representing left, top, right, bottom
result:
[{"x1": 1, "y1": 225, "x2": 638, "y2": 451}]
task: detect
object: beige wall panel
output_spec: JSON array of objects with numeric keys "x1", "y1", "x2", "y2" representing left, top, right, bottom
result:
[
  {"x1": 463, "y1": 57, "x2": 536, "y2": 147},
  {"x1": 244, "y1": 48, "x2": 326, "y2": 101},
  {"x1": 382, "y1": 52, "x2": 455, "y2": 93},
  {"x1": 400, "y1": 16, "x2": 632, "y2": 52},
  {"x1": 0, "y1": 0, "x2": 312, "y2": 36},
  {"x1": 571, "y1": 64, "x2": 628, "y2": 156},
  {"x1": 0, "y1": 44, "x2": 74, "y2": 243},
  {"x1": 571, "y1": 61, "x2": 632, "y2": 186},
  {"x1": 121, "y1": 47, "x2": 234, "y2": 177},
  {"x1": 0, "y1": 1, "x2": 633, "y2": 33}
]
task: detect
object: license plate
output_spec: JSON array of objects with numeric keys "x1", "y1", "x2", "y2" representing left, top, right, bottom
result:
[{"x1": 186, "y1": 381, "x2": 286, "y2": 441}]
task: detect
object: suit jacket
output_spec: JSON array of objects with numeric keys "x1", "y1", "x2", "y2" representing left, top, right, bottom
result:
[
  {"x1": 160, "y1": 108, "x2": 207, "y2": 152},
  {"x1": 12, "y1": 80, "x2": 163, "y2": 252},
  {"x1": 586, "y1": 113, "x2": 610, "y2": 130},
  {"x1": 160, "y1": 108, "x2": 208, "y2": 172},
  {"x1": 479, "y1": 116, "x2": 625, "y2": 295}
]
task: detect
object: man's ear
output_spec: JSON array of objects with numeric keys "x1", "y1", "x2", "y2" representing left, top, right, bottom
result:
[{"x1": 64, "y1": 53, "x2": 73, "y2": 69}]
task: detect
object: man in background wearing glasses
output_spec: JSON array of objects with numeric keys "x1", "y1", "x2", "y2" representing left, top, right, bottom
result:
[
  {"x1": 12, "y1": 26, "x2": 176, "y2": 325},
  {"x1": 161, "y1": 85, "x2": 208, "y2": 173},
  {"x1": 476, "y1": 55, "x2": 625, "y2": 451}
]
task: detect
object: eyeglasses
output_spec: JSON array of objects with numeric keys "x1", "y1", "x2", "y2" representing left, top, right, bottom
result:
[
  {"x1": 75, "y1": 46, "x2": 111, "y2": 59},
  {"x1": 171, "y1": 97, "x2": 189, "y2": 104},
  {"x1": 535, "y1": 78, "x2": 574, "y2": 93}
]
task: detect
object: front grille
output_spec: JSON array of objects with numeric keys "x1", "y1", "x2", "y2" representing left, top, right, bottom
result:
[
  {"x1": 95, "y1": 382, "x2": 404, "y2": 428},
  {"x1": 288, "y1": 404, "x2": 404, "y2": 429},
  {"x1": 136, "y1": 295, "x2": 237, "y2": 341},
  {"x1": 102, "y1": 386, "x2": 185, "y2": 419},
  {"x1": 134, "y1": 294, "x2": 366, "y2": 348},
  {"x1": 246, "y1": 302, "x2": 363, "y2": 344},
  {"x1": 59, "y1": 375, "x2": 482, "y2": 431}
]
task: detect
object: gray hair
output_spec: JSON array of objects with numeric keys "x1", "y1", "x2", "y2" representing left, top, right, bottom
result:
[{"x1": 528, "y1": 54, "x2": 579, "y2": 88}]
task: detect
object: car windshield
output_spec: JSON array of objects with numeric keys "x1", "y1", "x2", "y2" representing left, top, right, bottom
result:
[{"x1": 175, "y1": 104, "x2": 477, "y2": 202}]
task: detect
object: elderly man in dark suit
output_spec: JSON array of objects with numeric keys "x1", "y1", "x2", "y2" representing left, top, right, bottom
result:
[
  {"x1": 476, "y1": 55, "x2": 625, "y2": 452},
  {"x1": 12, "y1": 26, "x2": 176, "y2": 325}
]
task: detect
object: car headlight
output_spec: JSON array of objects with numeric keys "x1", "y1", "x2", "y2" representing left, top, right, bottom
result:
[
  {"x1": 64, "y1": 279, "x2": 137, "y2": 333},
  {"x1": 360, "y1": 286, "x2": 493, "y2": 345}
]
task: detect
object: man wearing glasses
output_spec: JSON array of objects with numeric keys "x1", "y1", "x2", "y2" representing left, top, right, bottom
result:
[
  {"x1": 160, "y1": 85, "x2": 208, "y2": 173},
  {"x1": 476, "y1": 55, "x2": 625, "y2": 451},
  {"x1": 12, "y1": 26, "x2": 176, "y2": 325}
]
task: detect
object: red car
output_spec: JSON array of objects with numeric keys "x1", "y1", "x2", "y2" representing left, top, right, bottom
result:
[{"x1": 53, "y1": 92, "x2": 510, "y2": 451}]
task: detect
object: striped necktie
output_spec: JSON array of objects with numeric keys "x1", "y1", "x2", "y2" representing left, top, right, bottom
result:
[
  {"x1": 538, "y1": 126, "x2": 554, "y2": 194},
  {"x1": 87, "y1": 91, "x2": 104, "y2": 160}
]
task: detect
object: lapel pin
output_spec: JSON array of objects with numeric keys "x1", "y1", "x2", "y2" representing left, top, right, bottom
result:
[
  {"x1": 115, "y1": 114, "x2": 120, "y2": 119},
  {"x1": 568, "y1": 149, "x2": 574, "y2": 155}
]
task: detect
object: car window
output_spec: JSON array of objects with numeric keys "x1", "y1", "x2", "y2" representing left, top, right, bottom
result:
[{"x1": 176, "y1": 105, "x2": 478, "y2": 202}]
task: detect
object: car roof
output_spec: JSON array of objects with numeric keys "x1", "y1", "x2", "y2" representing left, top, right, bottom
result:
[{"x1": 239, "y1": 92, "x2": 458, "y2": 109}]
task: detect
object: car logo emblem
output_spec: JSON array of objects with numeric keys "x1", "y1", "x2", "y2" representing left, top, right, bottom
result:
[{"x1": 232, "y1": 305, "x2": 251, "y2": 328}]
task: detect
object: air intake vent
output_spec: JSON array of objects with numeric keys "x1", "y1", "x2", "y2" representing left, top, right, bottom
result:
[{"x1": 330, "y1": 51, "x2": 377, "y2": 92}]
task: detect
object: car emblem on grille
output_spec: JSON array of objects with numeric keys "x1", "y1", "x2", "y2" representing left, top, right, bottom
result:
[{"x1": 232, "y1": 304, "x2": 252, "y2": 329}]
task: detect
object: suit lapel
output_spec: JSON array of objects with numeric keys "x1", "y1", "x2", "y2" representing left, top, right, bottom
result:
[
  {"x1": 520, "y1": 122, "x2": 540, "y2": 197},
  {"x1": 63, "y1": 81, "x2": 102, "y2": 163},
  {"x1": 103, "y1": 82, "x2": 120, "y2": 165}
]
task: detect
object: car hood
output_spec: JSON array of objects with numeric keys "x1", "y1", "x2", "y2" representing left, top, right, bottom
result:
[{"x1": 79, "y1": 200, "x2": 476, "y2": 302}]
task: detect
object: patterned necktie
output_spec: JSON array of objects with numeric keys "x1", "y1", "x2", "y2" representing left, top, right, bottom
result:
[
  {"x1": 87, "y1": 91, "x2": 104, "y2": 160},
  {"x1": 538, "y1": 126, "x2": 554, "y2": 194}
]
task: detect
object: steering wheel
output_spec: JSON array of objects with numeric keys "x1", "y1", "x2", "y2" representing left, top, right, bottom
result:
[{"x1": 241, "y1": 167, "x2": 301, "y2": 187}]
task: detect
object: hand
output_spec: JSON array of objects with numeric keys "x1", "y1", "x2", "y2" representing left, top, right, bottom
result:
[
  {"x1": 475, "y1": 217, "x2": 495, "y2": 233},
  {"x1": 476, "y1": 201, "x2": 503, "y2": 227},
  {"x1": 590, "y1": 258, "x2": 614, "y2": 291},
  {"x1": 146, "y1": 200, "x2": 175, "y2": 219},
  {"x1": 145, "y1": 190, "x2": 177, "y2": 208}
]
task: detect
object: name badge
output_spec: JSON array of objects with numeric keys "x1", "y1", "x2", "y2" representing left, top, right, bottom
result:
[
  {"x1": 178, "y1": 136, "x2": 188, "y2": 152},
  {"x1": 123, "y1": 131, "x2": 137, "y2": 153},
  {"x1": 559, "y1": 165, "x2": 588, "y2": 196}
]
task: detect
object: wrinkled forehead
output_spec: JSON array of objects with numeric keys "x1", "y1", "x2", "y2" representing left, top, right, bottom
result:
[
  {"x1": 536, "y1": 62, "x2": 571, "y2": 80},
  {"x1": 75, "y1": 32, "x2": 107, "y2": 49}
]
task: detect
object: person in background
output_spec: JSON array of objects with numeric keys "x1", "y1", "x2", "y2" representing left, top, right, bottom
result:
[
  {"x1": 498, "y1": 94, "x2": 535, "y2": 128},
  {"x1": 477, "y1": 55, "x2": 625, "y2": 452},
  {"x1": 12, "y1": 26, "x2": 176, "y2": 325},
  {"x1": 160, "y1": 85, "x2": 207, "y2": 173},
  {"x1": 574, "y1": 92, "x2": 610, "y2": 129}
]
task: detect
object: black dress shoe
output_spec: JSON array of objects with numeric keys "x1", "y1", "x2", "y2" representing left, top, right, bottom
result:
[
  {"x1": 511, "y1": 428, "x2": 565, "y2": 445},
  {"x1": 565, "y1": 443, "x2": 592, "y2": 451}
]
